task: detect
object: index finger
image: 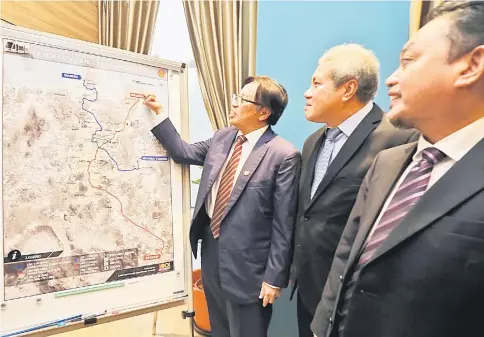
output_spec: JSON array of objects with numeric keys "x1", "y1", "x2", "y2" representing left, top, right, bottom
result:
[{"x1": 263, "y1": 294, "x2": 270, "y2": 307}]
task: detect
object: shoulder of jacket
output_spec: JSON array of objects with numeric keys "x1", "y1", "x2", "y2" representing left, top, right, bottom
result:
[
  {"x1": 378, "y1": 141, "x2": 417, "y2": 159},
  {"x1": 376, "y1": 117, "x2": 418, "y2": 137},
  {"x1": 270, "y1": 135, "x2": 300, "y2": 157},
  {"x1": 213, "y1": 126, "x2": 237, "y2": 137}
]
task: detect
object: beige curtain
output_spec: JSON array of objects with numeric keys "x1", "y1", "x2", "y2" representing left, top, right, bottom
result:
[
  {"x1": 409, "y1": 0, "x2": 444, "y2": 37},
  {"x1": 98, "y1": 0, "x2": 160, "y2": 54},
  {"x1": 183, "y1": 0, "x2": 258, "y2": 131}
]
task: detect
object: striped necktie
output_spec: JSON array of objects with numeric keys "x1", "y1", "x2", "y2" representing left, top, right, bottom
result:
[
  {"x1": 210, "y1": 135, "x2": 247, "y2": 238},
  {"x1": 338, "y1": 147, "x2": 446, "y2": 334}
]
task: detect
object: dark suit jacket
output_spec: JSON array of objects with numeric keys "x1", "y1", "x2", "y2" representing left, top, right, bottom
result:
[
  {"x1": 151, "y1": 119, "x2": 301, "y2": 304},
  {"x1": 291, "y1": 104, "x2": 417, "y2": 314},
  {"x1": 312, "y1": 139, "x2": 484, "y2": 337}
]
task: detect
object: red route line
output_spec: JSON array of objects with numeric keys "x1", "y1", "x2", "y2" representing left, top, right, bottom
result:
[{"x1": 85, "y1": 96, "x2": 166, "y2": 248}]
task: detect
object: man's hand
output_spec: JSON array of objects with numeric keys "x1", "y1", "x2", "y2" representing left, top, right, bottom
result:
[
  {"x1": 259, "y1": 282, "x2": 281, "y2": 307},
  {"x1": 143, "y1": 94, "x2": 163, "y2": 115}
]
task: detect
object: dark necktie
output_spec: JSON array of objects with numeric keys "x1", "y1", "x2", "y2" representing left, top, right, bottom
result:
[
  {"x1": 338, "y1": 147, "x2": 446, "y2": 333},
  {"x1": 210, "y1": 135, "x2": 247, "y2": 238}
]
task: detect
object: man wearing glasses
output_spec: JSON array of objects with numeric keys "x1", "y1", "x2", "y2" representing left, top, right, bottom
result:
[{"x1": 144, "y1": 76, "x2": 301, "y2": 337}]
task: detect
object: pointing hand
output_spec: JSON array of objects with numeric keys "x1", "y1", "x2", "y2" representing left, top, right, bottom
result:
[{"x1": 143, "y1": 94, "x2": 163, "y2": 115}]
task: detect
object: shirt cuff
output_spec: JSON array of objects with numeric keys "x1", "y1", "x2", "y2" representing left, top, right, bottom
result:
[{"x1": 265, "y1": 283, "x2": 280, "y2": 289}]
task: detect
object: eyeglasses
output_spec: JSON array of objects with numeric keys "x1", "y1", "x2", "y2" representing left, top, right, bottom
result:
[{"x1": 231, "y1": 93, "x2": 262, "y2": 107}]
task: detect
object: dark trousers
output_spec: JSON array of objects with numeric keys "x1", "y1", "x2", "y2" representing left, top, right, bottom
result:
[
  {"x1": 298, "y1": 291, "x2": 340, "y2": 337},
  {"x1": 297, "y1": 291, "x2": 315, "y2": 337},
  {"x1": 201, "y1": 225, "x2": 272, "y2": 337}
]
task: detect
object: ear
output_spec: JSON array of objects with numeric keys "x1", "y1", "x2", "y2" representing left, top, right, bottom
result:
[
  {"x1": 258, "y1": 107, "x2": 271, "y2": 122},
  {"x1": 454, "y1": 45, "x2": 484, "y2": 88},
  {"x1": 341, "y1": 79, "x2": 359, "y2": 102}
]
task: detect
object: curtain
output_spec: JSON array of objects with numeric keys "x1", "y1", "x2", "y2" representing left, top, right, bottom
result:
[
  {"x1": 183, "y1": 0, "x2": 258, "y2": 131},
  {"x1": 98, "y1": 0, "x2": 160, "y2": 54},
  {"x1": 409, "y1": 0, "x2": 444, "y2": 37}
]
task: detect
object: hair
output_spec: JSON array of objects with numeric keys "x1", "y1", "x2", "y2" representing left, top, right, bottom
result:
[
  {"x1": 242, "y1": 76, "x2": 288, "y2": 126},
  {"x1": 427, "y1": 1, "x2": 484, "y2": 62},
  {"x1": 318, "y1": 43, "x2": 380, "y2": 104}
]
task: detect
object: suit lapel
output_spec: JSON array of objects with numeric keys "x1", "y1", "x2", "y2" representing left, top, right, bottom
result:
[
  {"x1": 369, "y1": 138, "x2": 484, "y2": 264},
  {"x1": 223, "y1": 128, "x2": 276, "y2": 217},
  {"x1": 346, "y1": 143, "x2": 416, "y2": 270},
  {"x1": 302, "y1": 126, "x2": 326, "y2": 209},
  {"x1": 307, "y1": 105, "x2": 383, "y2": 210},
  {"x1": 205, "y1": 128, "x2": 238, "y2": 196}
]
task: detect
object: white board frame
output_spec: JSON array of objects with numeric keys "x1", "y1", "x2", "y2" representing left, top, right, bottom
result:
[{"x1": 0, "y1": 23, "x2": 193, "y2": 336}]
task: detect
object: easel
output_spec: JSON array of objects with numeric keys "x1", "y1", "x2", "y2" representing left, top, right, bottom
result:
[
  {"x1": 151, "y1": 53, "x2": 195, "y2": 337},
  {"x1": 0, "y1": 23, "x2": 195, "y2": 337}
]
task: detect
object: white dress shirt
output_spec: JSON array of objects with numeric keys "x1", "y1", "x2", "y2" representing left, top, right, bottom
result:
[
  {"x1": 152, "y1": 112, "x2": 269, "y2": 217},
  {"x1": 205, "y1": 126, "x2": 268, "y2": 217},
  {"x1": 313, "y1": 117, "x2": 484, "y2": 337},
  {"x1": 326, "y1": 101, "x2": 373, "y2": 164},
  {"x1": 152, "y1": 113, "x2": 277, "y2": 288},
  {"x1": 369, "y1": 116, "x2": 484, "y2": 238}
]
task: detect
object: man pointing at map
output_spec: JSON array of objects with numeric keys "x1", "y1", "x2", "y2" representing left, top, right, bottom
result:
[{"x1": 144, "y1": 76, "x2": 301, "y2": 337}]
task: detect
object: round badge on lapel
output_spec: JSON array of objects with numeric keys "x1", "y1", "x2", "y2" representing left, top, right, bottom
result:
[{"x1": 243, "y1": 170, "x2": 250, "y2": 176}]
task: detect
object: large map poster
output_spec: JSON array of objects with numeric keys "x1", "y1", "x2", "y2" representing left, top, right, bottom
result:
[{"x1": 2, "y1": 42, "x2": 174, "y2": 301}]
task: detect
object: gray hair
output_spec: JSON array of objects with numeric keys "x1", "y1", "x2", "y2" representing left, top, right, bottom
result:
[{"x1": 319, "y1": 43, "x2": 380, "y2": 103}]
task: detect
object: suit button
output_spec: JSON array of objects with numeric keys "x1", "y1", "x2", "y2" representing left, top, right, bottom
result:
[
  {"x1": 339, "y1": 275, "x2": 343, "y2": 281},
  {"x1": 304, "y1": 216, "x2": 310, "y2": 221},
  {"x1": 297, "y1": 244, "x2": 301, "y2": 247},
  {"x1": 329, "y1": 317, "x2": 333, "y2": 324}
]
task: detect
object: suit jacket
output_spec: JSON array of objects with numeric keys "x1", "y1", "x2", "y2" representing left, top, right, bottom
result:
[
  {"x1": 291, "y1": 104, "x2": 418, "y2": 314},
  {"x1": 151, "y1": 119, "x2": 301, "y2": 304},
  {"x1": 312, "y1": 139, "x2": 484, "y2": 337}
]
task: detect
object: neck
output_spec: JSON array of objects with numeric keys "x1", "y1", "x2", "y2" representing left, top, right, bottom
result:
[
  {"x1": 327, "y1": 100, "x2": 367, "y2": 127},
  {"x1": 419, "y1": 106, "x2": 484, "y2": 144},
  {"x1": 238, "y1": 122, "x2": 268, "y2": 135}
]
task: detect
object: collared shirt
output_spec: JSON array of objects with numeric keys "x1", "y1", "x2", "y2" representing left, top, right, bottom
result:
[
  {"x1": 152, "y1": 112, "x2": 278, "y2": 288},
  {"x1": 206, "y1": 126, "x2": 269, "y2": 218},
  {"x1": 327, "y1": 101, "x2": 374, "y2": 164},
  {"x1": 369, "y1": 116, "x2": 484, "y2": 238},
  {"x1": 152, "y1": 112, "x2": 268, "y2": 217}
]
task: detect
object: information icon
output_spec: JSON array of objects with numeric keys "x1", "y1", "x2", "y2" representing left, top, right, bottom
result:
[{"x1": 7, "y1": 250, "x2": 21, "y2": 262}]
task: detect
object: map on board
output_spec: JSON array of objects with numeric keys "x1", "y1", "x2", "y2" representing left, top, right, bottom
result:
[{"x1": 2, "y1": 42, "x2": 174, "y2": 300}]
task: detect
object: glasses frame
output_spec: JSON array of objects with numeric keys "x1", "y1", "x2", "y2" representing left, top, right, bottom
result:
[{"x1": 231, "y1": 93, "x2": 263, "y2": 107}]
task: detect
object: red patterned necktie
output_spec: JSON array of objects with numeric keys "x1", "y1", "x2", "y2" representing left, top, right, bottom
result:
[
  {"x1": 338, "y1": 147, "x2": 445, "y2": 333},
  {"x1": 210, "y1": 135, "x2": 247, "y2": 238}
]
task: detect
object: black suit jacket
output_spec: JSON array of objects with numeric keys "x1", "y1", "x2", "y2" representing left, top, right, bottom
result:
[
  {"x1": 312, "y1": 139, "x2": 484, "y2": 337},
  {"x1": 151, "y1": 120, "x2": 301, "y2": 304},
  {"x1": 291, "y1": 103, "x2": 418, "y2": 314}
]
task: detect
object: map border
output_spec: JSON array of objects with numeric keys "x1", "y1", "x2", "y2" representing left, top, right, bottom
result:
[{"x1": 0, "y1": 23, "x2": 193, "y2": 336}]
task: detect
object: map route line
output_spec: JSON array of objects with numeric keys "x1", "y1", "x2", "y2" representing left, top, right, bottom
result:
[
  {"x1": 86, "y1": 147, "x2": 166, "y2": 246},
  {"x1": 82, "y1": 80, "x2": 103, "y2": 131},
  {"x1": 99, "y1": 148, "x2": 141, "y2": 172},
  {"x1": 87, "y1": 86, "x2": 140, "y2": 173},
  {"x1": 82, "y1": 81, "x2": 165, "y2": 246},
  {"x1": 101, "y1": 98, "x2": 143, "y2": 172}
]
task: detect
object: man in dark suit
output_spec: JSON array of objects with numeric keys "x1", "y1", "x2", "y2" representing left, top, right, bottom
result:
[
  {"x1": 290, "y1": 43, "x2": 417, "y2": 337},
  {"x1": 144, "y1": 76, "x2": 301, "y2": 337},
  {"x1": 311, "y1": 2, "x2": 484, "y2": 337}
]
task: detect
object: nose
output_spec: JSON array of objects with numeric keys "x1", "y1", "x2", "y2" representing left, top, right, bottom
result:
[
  {"x1": 385, "y1": 68, "x2": 399, "y2": 88},
  {"x1": 304, "y1": 88, "x2": 312, "y2": 99}
]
